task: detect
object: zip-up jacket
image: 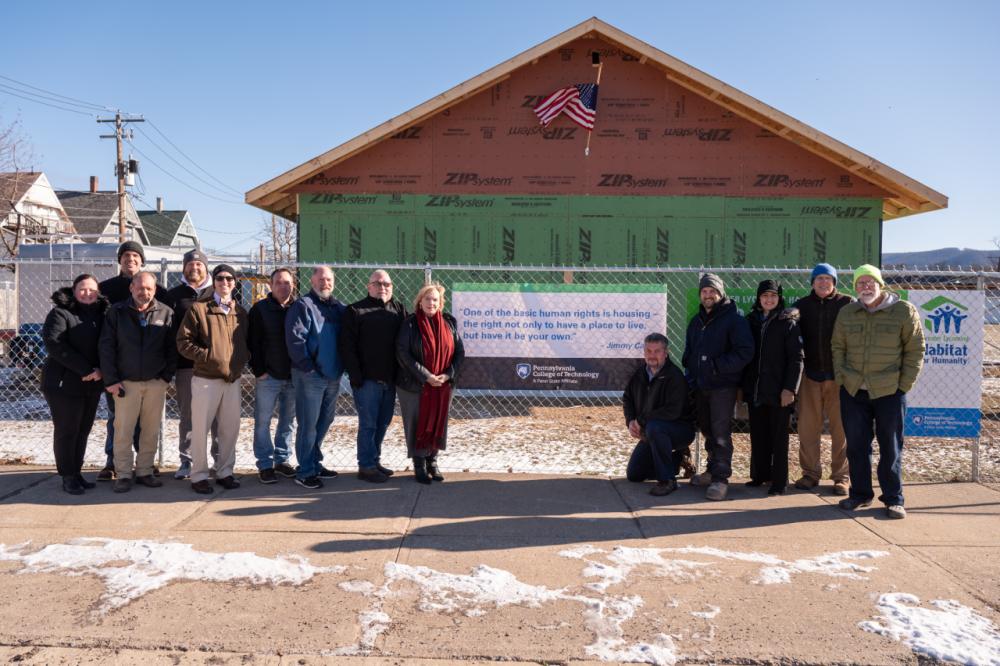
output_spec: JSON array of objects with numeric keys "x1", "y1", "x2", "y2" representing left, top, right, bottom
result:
[
  {"x1": 285, "y1": 290, "x2": 346, "y2": 379},
  {"x1": 164, "y1": 281, "x2": 211, "y2": 370},
  {"x1": 41, "y1": 288, "x2": 110, "y2": 396},
  {"x1": 831, "y1": 293, "x2": 925, "y2": 399},
  {"x1": 682, "y1": 298, "x2": 754, "y2": 391},
  {"x1": 248, "y1": 293, "x2": 295, "y2": 379},
  {"x1": 176, "y1": 296, "x2": 250, "y2": 383},
  {"x1": 622, "y1": 358, "x2": 694, "y2": 427},
  {"x1": 741, "y1": 307, "x2": 804, "y2": 407},
  {"x1": 99, "y1": 297, "x2": 177, "y2": 385},
  {"x1": 395, "y1": 312, "x2": 464, "y2": 393},
  {"x1": 339, "y1": 295, "x2": 407, "y2": 387},
  {"x1": 792, "y1": 290, "x2": 854, "y2": 381},
  {"x1": 99, "y1": 272, "x2": 169, "y2": 305}
]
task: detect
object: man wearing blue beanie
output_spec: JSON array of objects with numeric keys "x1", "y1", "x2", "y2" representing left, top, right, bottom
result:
[{"x1": 791, "y1": 263, "x2": 854, "y2": 495}]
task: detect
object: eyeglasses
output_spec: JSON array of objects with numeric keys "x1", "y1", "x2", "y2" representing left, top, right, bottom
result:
[
  {"x1": 856, "y1": 279, "x2": 878, "y2": 289},
  {"x1": 369, "y1": 281, "x2": 392, "y2": 288},
  {"x1": 215, "y1": 275, "x2": 235, "y2": 283}
]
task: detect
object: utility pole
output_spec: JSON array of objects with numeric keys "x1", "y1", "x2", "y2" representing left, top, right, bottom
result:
[{"x1": 98, "y1": 111, "x2": 144, "y2": 243}]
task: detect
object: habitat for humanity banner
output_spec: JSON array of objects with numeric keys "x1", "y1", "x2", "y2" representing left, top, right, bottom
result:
[
  {"x1": 905, "y1": 290, "x2": 985, "y2": 437},
  {"x1": 453, "y1": 283, "x2": 668, "y2": 390}
]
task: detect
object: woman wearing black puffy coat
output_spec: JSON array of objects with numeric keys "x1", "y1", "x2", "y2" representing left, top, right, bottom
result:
[
  {"x1": 742, "y1": 280, "x2": 804, "y2": 495},
  {"x1": 40, "y1": 274, "x2": 110, "y2": 495}
]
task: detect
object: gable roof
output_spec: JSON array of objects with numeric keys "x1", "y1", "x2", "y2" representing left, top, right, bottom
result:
[
  {"x1": 0, "y1": 172, "x2": 43, "y2": 217},
  {"x1": 246, "y1": 17, "x2": 946, "y2": 221},
  {"x1": 56, "y1": 191, "x2": 147, "y2": 243},
  {"x1": 138, "y1": 209, "x2": 188, "y2": 246}
]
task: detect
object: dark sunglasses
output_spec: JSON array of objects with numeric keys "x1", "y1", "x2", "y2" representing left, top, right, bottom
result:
[
  {"x1": 214, "y1": 275, "x2": 236, "y2": 283},
  {"x1": 369, "y1": 281, "x2": 392, "y2": 287}
]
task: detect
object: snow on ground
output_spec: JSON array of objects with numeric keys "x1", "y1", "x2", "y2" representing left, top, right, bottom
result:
[{"x1": 861, "y1": 592, "x2": 1000, "y2": 666}]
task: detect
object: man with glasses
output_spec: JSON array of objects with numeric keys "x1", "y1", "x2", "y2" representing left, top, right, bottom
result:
[
  {"x1": 340, "y1": 270, "x2": 407, "y2": 483},
  {"x1": 176, "y1": 264, "x2": 250, "y2": 494},
  {"x1": 831, "y1": 265, "x2": 924, "y2": 520}
]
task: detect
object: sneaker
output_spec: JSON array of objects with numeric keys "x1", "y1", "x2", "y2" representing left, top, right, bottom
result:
[
  {"x1": 216, "y1": 475, "x2": 241, "y2": 490},
  {"x1": 838, "y1": 497, "x2": 872, "y2": 511},
  {"x1": 375, "y1": 463, "x2": 395, "y2": 478},
  {"x1": 690, "y1": 471, "x2": 713, "y2": 487},
  {"x1": 191, "y1": 480, "x2": 214, "y2": 495},
  {"x1": 833, "y1": 481, "x2": 850, "y2": 496},
  {"x1": 258, "y1": 468, "x2": 278, "y2": 484},
  {"x1": 112, "y1": 477, "x2": 131, "y2": 493},
  {"x1": 886, "y1": 505, "x2": 906, "y2": 520},
  {"x1": 97, "y1": 466, "x2": 115, "y2": 482},
  {"x1": 174, "y1": 461, "x2": 192, "y2": 480},
  {"x1": 705, "y1": 481, "x2": 728, "y2": 501},
  {"x1": 794, "y1": 476, "x2": 819, "y2": 490},
  {"x1": 649, "y1": 480, "x2": 678, "y2": 496},
  {"x1": 295, "y1": 476, "x2": 323, "y2": 490},
  {"x1": 317, "y1": 465, "x2": 339, "y2": 479},
  {"x1": 273, "y1": 462, "x2": 297, "y2": 478},
  {"x1": 134, "y1": 475, "x2": 163, "y2": 488},
  {"x1": 357, "y1": 467, "x2": 389, "y2": 483}
]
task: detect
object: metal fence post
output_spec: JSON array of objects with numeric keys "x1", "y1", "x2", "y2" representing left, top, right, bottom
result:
[
  {"x1": 972, "y1": 272, "x2": 985, "y2": 483},
  {"x1": 424, "y1": 263, "x2": 433, "y2": 286}
]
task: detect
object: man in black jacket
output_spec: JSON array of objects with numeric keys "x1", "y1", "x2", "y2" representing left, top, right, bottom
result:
[
  {"x1": 624, "y1": 333, "x2": 695, "y2": 496},
  {"x1": 682, "y1": 273, "x2": 754, "y2": 501},
  {"x1": 248, "y1": 267, "x2": 297, "y2": 483},
  {"x1": 98, "y1": 272, "x2": 177, "y2": 493},
  {"x1": 96, "y1": 241, "x2": 168, "y2": 480},
  {"x1": 163, "y1": 248, "x2": 217, "y2": 480},
  {"x1": 339, "y1": 269, "x2": 407, "y2": 483},
  {"x1": 791, "y1": 263, "x2": 854, "y2": 495}
]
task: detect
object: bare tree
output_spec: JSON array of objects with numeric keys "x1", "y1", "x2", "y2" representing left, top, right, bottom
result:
[
  {"x1": 991, "y1": 236, "x2": 1000, "y2": 272},
  {"x1": 259, "y1": 213, "x2": 297, "y2": 265},
  {"x1": 1, "y1": 115, "x2": 40, "y2": 264}
]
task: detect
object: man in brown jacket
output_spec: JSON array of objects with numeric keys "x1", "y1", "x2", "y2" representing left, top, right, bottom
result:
[{"x1": 176, "y1": 264, "x2": 250, "y2": 494}]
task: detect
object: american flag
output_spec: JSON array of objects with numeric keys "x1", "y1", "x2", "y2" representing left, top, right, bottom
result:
[{"x1": 534, "y1": 83, "x2": 599, "y2": 130}]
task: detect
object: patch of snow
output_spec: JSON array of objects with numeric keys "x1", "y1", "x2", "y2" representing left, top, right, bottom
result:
[{"x1": 691, "y1": 605, "x2": 720, "y2": 619}]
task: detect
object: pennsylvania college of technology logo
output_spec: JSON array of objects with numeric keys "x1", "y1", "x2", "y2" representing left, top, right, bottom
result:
[{"x1": 515, "y1": 363, "x2": 532, "y2": 379}]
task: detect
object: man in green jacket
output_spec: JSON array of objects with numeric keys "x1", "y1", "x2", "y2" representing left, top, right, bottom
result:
[{"x1": 831, "y1": 265, "x2": 924, "y2": 519}]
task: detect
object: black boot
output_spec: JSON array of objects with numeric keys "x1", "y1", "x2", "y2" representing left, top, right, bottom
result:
[
  {"x1": 62, "y1": 476, "x2": 85, "y2": 495},
  {"x1": 75, "y1": 474, "x2": 96, "y2": 489},
  {"x1": 412, "y1": 457, "x2": 432, "y2": 485},
  {"x1": 426, "y1": 455, "x2": 444, "y2": 482}
]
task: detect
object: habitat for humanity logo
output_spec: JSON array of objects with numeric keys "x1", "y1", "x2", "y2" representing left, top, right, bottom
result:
[
  {"x1": 516, "y1": 363, "x2": 532, "y2": 379},
  {"x1": 920, "y1": 296, "x2": 970, "y2": 366},
  {"x1": 921, "y1": 296, "x2": 969, "y2": 334}
]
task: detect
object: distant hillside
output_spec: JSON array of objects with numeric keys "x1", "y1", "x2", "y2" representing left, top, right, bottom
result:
[{"x1": 883, "y1": 247, "x2": 998, "y2": 269}]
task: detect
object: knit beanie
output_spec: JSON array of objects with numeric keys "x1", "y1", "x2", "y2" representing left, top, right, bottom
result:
[
  {"x1": 183, "y1": 248, "x2": 208, "y2": 269},
  {"x1": 699, "y1": 272, "x2": 726, "y2": 299},
  {"x1": 810, "y1": 263, "x2": 837, "y2": 285},
  {"x1": 852, "y1": 264, "x2": 885, "y2": 288},
  {"x1": 212, "y1": 264, "x2": 236, "y2": 279},
  {"x1": 117, "y1": 240, "x2": 145, "y2": 264},
  {"x1": 756, "y1": 279, "x2": 782, "y2": 297}
]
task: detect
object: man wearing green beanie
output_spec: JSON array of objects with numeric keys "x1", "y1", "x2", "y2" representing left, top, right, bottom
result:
[{"x1": 831, "y1": 264, "x2": 924, "y2": 519}]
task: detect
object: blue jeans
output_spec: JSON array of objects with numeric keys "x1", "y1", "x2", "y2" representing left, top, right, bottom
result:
[
  {"x1": 292, "y1": 369, "x2": 339, "y2": 480},
  {"x1": 253, "y1": 375, "x2": 296, "y2": 471},
  {"x1": 626, "y1": 419, "x2": 696, "y2": 483},
  {"x1": 352, "y1": 380, "x2": 396, "y2": 468},
  {"x1": 840, "y1": 388, "x2": 906, "y2": 506}
]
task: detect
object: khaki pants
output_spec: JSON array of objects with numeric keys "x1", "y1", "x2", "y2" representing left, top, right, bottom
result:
[
  {"x1": 190, "y1": 376, "x2": 241, "y2": 483},
  {"x1": 796, "y1": 377, "x2": 848, "y2": 482},
  {"x1": 113, "y1": 379, "x2": 168, "y2": 477}
]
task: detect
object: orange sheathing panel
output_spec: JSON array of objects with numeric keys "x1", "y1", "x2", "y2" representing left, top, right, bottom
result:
[{"x1": 288, "y1": 38, "x2": 891, "y2": 200}]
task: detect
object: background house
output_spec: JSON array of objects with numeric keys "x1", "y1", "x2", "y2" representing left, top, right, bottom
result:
[
  {"x1": 138, "y1": 197, "x2": 200, "y2": 248},
  {"x1": 56, "y1": 176, "x2": 147, "y2": 244}
]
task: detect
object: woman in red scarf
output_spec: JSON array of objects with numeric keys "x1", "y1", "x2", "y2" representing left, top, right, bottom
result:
[{"x1": 395, "y1": 283, "x2": 465, "y2": 484}]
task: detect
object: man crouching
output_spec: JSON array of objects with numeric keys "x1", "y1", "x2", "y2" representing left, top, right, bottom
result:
[{"x1": 624, "y1": 333, "x2": 696, "y2": 496}]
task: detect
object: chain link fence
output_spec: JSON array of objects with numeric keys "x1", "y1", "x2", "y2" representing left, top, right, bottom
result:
[{"x1": 1, "y1": 257, "x2": 997, "y2": 483}]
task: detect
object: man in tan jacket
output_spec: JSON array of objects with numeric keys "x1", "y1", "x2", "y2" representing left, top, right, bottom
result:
[{"x1": 176, "y1": 264, "x2": 250, "y2": 494}]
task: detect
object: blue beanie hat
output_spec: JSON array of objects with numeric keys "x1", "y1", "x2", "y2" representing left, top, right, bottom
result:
[{"x1": 811, "y1": 263, "x2": 837, "y2": 285}]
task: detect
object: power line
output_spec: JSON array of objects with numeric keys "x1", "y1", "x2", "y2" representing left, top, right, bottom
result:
[
  {"x1": 0, "y1": 74, "x2": 112, "y2": 111},
  {"x1": 126, "y1": 139, "x2": 243, "y2": 205},
  {"x1": 133, "y1": 125, "x2": 242, "y2": 198},
  {"x1": 145, "y1": 120, "x2": 243, "y2": 197},
  {"x1": 0, "y1": 85, "x2": 96, "y2": 117}
]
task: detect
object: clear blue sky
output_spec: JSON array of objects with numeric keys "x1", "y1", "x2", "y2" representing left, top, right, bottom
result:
[{"x1": 3, "y1": 0, "x2": 997, "y2": 257}]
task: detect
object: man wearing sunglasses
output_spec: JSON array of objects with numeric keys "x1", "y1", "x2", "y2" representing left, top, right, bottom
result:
[{"x1": 176, "y1": 264, "x2": 250, "y2": 494}]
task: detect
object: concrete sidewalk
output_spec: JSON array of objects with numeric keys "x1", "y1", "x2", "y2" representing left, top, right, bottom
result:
[{"x1": 0, "y1": 465, "x2": 997, "y2": 664}]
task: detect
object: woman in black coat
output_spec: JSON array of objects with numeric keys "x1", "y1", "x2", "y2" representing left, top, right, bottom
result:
[
  {"x1": 40, "y1": 274, "x2": 110, "y2": 495},
  {"x1": 395, "y1": 282, "x2": 464, "y2": 484},
  {"x1": 742, "y1": 280, "x2": 804, "y2": 495}
]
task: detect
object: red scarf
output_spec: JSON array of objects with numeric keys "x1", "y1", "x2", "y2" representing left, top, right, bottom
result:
[{"x1": 415, "y1": 309, "x2": 455, "y2": 452}]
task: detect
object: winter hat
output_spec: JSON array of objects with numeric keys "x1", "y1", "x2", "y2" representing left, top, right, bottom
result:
[
  {"x1": 117, "y1": 240, "x2": 145, "y2": 264},
  {"x1": 212, "y1": 264, "x2": 237, "y2": 279},
  {"x1": 852, "y1": 264, "x2": 885, "y2": 288},
  {"x1": 699, "y1": 272, "x2": 726, "y2": 299},
  {"x1": 183, "y1": 248, "x2": 208, "y2": 269},
  {"x1": 810, "y1": 263, "x2": 838, "y2": 285},
  {"x1": 756, "y1": 279, "x2": 782, "y2": 297}
]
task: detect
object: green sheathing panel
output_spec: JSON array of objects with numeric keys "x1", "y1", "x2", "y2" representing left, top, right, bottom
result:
[{"x1": 298, "y1": 194, "x2": 881, "y2": 268}]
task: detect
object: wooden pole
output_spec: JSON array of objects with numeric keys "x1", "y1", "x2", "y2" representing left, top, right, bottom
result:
[{"x1": 584, "y1": 62, "x2": 603, "y2": 157}]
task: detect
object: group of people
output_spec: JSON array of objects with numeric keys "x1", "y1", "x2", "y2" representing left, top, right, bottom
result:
[
  {"x1": 623, "y1": 263, "x2": 926, "y2": 519},
  {"x1": 40, "y1": 242, "x2": 464, "y2": 496}
]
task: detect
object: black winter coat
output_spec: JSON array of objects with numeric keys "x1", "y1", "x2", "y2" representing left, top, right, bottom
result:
[
  {"x1": 622, "y1": 359, "x2": 694, "y2": 428},
  {"x1": 40, "y1": 288, "x2": 110, "y2": 396},
  {"x1": 99, "y1": 298, "x2": 178, "y2": 385},
  {"x1": 741, "y1": 307, "x2": 804, "y2": 407},
  {"x1": 164, "y1": 281, "x2": 211, "y2": 370},
  {"x1": 248, "y1": 293, "x2": 294, "y2": 379},
  {"x1": 682, "y1": 298, "x2": 754, "y2": 391},
  {"x1": 395, "y1": 313, "x2": 465, "y2": 394},
  {"x1": 340, "y1": 295, "x2": 407, "y2": 387},
  {"x1": 99, "y1": 272, "x2": 169, "y2": 305},
  {"x1": 791, "y1": 290, "x2": 853, "y2": 380}
]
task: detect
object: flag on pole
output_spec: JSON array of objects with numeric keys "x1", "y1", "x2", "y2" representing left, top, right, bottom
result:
[{"x1": 534, "y1": 83, "x2": 599, "y2": 130}]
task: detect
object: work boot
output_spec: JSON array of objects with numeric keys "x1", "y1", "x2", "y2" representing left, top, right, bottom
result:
[
  {"x1": 412, "y1": 457, "x2": 432, "y2": 485},
  {"x1": 62, "y1": 476, "x2": 85, "y2": 496},
  {"x1": 833, "y1": 480, "x2": 850, "y2": 496},
  {"x1": 705, "y1": 481, "x2": 728, "y2": 501},
  {"x1": 134, "y1": 474, "x2": 162, "y2": 488},
  {"x1": 375, "y1": 463, "x2": 395, "y2": 478},
  {"x1": 794, "y1": 476, "x2": 819, "y2": 490},
  {"x1": 75, "y1": 474, "x2": 96, "y2": 489},
  {"x1": 649, "y1": 480, "x2": 678, "y2": 496},
  {"x1": 690, "y1": 471, "x2": 712, "y2": 487},
  {"x1": 113, "y1": 477, "x2": 131, "y2": 493},
  {"x1": 357, "y1": 467, "x2": 389, "y2": 483},
  {"x1": 426, "y1": 455, "x2": 444, "y2": 482}
]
